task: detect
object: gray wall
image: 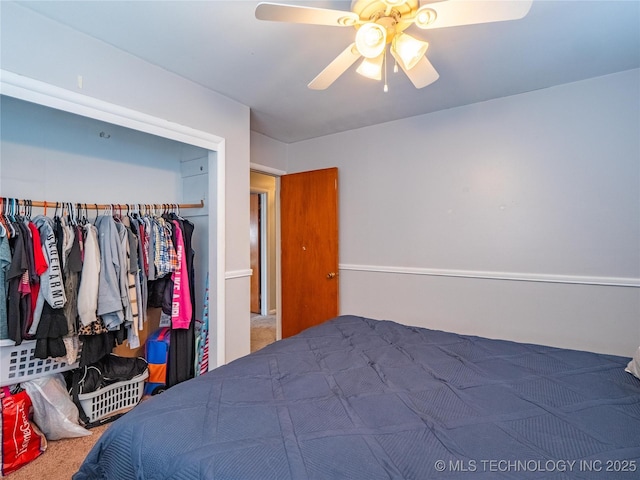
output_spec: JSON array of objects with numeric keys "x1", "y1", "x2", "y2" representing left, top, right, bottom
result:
[
  {"x1": 1, "y1": 96, "x2": 196, "y2": 202},
  {"x1": 285, "y1": 69, "x2": 640, "y2": 356}
]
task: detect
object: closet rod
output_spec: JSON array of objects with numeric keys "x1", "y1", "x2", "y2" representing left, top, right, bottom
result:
[{"x1": 10, "y1": 199, "x2": 204, "y2": 210}]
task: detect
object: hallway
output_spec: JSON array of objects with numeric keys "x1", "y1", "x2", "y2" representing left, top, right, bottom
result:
[{"x1": 250, "y1": 314, "x2": 276, "y2": 352}]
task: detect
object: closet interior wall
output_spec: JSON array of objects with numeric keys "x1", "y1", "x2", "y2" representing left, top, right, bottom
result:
[
  {"x1": 1, "y1": 95, "x2": 212, "y2": 360},
  {"x1": 180, "y1": 154, "x2": 212, "y2": 344}
]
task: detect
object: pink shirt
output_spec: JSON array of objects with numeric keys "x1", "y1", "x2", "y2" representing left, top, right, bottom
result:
[{"x1": 171, "y1": 221, "x2": 192, "y2": 329}]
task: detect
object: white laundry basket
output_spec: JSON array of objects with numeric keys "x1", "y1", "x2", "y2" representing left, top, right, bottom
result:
[
  {"x1": 0, "y1": 339, "x2": 79, "y2": 387},
  {"x1": 77, "y1": 370, "x2": 149, "y2": 424}
]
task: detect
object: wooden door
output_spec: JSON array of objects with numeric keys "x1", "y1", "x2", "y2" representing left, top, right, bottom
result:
[
  {"x1": 250, "y1": 193, "x2": 261, "y2": 313},
  {"x1": 281, "y1": 167, "x2": 339, "y2": 337}
]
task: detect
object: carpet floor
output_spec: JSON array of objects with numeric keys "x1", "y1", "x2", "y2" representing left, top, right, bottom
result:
[
  {"x1": 250, "y1": 314, "x2": 277, "y2": 352},
  {"x1": 9, "y1": 423, "x2": 109, "y2": 480}
]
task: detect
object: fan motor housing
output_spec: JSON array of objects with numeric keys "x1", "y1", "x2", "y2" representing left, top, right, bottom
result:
[
  {"x1": 351, "y1": 0, "x2": 419, "y2": 21},
  {"x1": 352, "y1": 0, "x2": 418, "y2": 41}
]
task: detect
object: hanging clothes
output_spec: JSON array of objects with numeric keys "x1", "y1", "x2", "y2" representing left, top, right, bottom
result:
[
  {"x1": 0, "y1": 233, "x2": 11, "y2": 340},
  {"x1": 147, "y1": 215, "x2": 177, "y2": 328},
  {"x1": 94, "y1": 215, "x2": 125, "y2": 331},
  {"x1": 77, "y1": 224, "x2": 100, "y2": 327},
  {"x1": 26, "y1": 221, "x2": 48, "y2": 330},
  {"x1": 33, "y1": 301, "x2": 68, "y2": 359},
  {"x1": 167, "y1": 215, "x2": 196, "y2": 387},
  {"x1": 30, "y1": 215, "x2": 67, "y2": 335},
  {"x1": 6, "y1": 222, "x2": 29, "y2": 344},
  {"x1": 115, "y1": 219, "x2": 132, "y2": 329},
  {"x1": 2, "y1": 200, "x2": 200, "y2": 385},
  {"x1": 16, "y1": 220, "x2": 36, "y2": 336},
  {"x1": 58, "y1": 217, "x2": 82, "y2": 364},
  {"x1": 128, "y1": 214, "x2": 146, "y2": 331},
  {"x1": 29, "y1": 215, "x2": 68, "y2": 359},
  {"x1": 120, "y1": 216, "x2": 140, "y2": 349},
  {"x1": 144, "y1": 216, "x2": 154, "y2": 281},
  {"x1": 170, "y1": 219, "x2": 192, "y2": 329},
  {"x1": 195, "y1": 274, "x2": 209, "y2": 376}
]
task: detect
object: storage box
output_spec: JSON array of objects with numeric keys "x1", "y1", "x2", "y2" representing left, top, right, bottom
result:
[
  {"x1": 77, "y1": 370, "x2": 149, "y2": 424},
  {"x1": 113, "y1": 307, "x2": 161, "y2": 358},
  {"x1": 0, "y1": 339, "x2": 78, "y2": 387}
]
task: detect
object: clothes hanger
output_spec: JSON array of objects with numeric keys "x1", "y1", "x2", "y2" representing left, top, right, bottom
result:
[
  {"x1": 0, "y1": 199, "x2": 9, "y2": 238},
  {"x1": 0, "y1": 198, "x2": 7, "y2": 238},
  {"x1": 6, "y1": 199, "x2": 17, "y2": 237},
  {"x1": 77, "y1": 203, "x2": 86, "y2": 225},
  {"x1": 71, "y1": 202, "x2": 78, "y2": 226},
  {"x1": 25, "y1": 200, "x2": 32, "y2": 221},
  {"x1": 65, "y1": 202, "x2": 72, "y2": 226}
]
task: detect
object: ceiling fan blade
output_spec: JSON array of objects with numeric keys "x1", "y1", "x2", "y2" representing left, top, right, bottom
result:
[
  {"x1": 308, "y1": 44, "x2": 362, "y2": 90},
  {"x1": 390, "y1": 50, "x2": 439, "y2": 88},
  {"x1": 417, "y1": 0, "x2": 533, "y2": 30},
  {"x1": 255, "y1": 2, "x2": 359, "y2": 27},
  {"x1": 307, "y1": 43, "x2": 362, "y2": 90}
]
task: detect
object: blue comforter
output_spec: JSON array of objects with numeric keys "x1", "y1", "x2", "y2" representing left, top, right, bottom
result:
[{"x1": 75, "y1": 315, "x2": 640, "y2": 479}]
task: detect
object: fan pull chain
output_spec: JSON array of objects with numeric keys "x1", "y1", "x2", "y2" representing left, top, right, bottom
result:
[{"x1": 383, "y1": 47, "x2": 389, "y2": 93}]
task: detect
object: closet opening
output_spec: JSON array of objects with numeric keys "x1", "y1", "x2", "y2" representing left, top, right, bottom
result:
[{"x1": 0, "y1": 70, "x2": 226, "y2": 369}]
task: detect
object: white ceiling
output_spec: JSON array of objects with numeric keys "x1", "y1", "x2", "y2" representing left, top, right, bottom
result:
[{"x1": 18, "y1": 0, "x2": 640, "y2": 144}]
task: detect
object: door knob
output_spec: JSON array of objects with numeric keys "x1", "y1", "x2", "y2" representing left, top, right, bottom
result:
[{"x1": 327, "y1": 272, "x2": 337, "y2": 279}]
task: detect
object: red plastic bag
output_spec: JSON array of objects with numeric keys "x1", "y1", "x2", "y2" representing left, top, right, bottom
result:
[{"x1": 1, "y1": 386, "x2": 47, "y2": 476}]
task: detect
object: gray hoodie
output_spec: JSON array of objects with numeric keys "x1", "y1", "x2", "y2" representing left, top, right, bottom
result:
[{"x1": 95, "y1": 215, "x2": 124, "y2": 330}]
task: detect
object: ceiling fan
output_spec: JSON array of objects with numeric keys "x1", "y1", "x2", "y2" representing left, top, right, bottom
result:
[{"x1": 255, "y1": 0, "x2": 533, "y2": 91}]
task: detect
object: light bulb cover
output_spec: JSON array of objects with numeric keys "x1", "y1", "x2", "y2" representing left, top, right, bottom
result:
[
  {"x1": 355, "y1": 23, "x2": 387, "y2": 59},
  {"x1": 392, "y1": 32, "x2": 428, "y2": 70},
  {"x1": 356, "y1": 54, "x2": 384, "y2": 80}
]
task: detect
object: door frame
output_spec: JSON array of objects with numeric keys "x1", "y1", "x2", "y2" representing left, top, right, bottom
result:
[
  {"x1": 250, "y1": 164, "x2": 285, "y2": 340},
  {"x1": 249, "y1": 190, "x2": 269, "y2": 316}
]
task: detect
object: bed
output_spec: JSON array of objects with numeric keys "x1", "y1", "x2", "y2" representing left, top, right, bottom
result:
[{"x1": 74, "y1": 315, "x2": 640, "y2": 479}]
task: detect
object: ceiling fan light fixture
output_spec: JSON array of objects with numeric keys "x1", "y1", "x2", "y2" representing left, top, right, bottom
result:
[
  {"x1": 254, "y1": 0, "x2": 533, "y2": 91},
  {"x1": 392, "y1": 32, "x2": 428, "y2": 70},
  {"x1": 356, "y1": 54, "x2": 384, "y2": 80},
  {"x1": 355, "y1": 22, "x2": 387, "y2": 58}
]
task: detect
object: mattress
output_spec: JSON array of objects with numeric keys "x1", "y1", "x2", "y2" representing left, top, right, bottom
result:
[{"x1": 74, "y1": 315, "x2": 640, "y2": 479}]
